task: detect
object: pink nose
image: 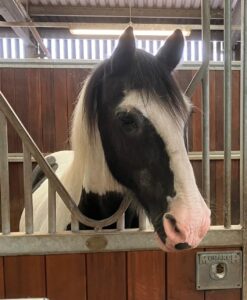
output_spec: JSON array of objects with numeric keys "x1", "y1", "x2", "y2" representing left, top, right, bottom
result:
[{"x1": 163, "y1": 212, "x2": 210, "y2": 251}]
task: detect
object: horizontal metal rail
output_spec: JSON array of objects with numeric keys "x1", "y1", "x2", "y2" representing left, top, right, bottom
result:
[
  {"x1": 0, "y1": 226, "x2": 242, "y2": 256},
  {"x1": 6, "y1": 151, "x2": 242, "y2": 163},
  {"x1": 0, "y1": 59, "x2": 242, "y2": 70}
]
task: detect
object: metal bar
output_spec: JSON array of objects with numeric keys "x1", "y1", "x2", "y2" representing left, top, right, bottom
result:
[
  {"x1": 0, "y1": 111, "x2": 10, "y2": 234},
  {"x1": 6, "y1": 151, "x2": 243, "y2": 163},
  {"x1": 0, "y1": 60, "x2": 241, "y2": 70},
  {"x1": 241, "y1": 0, "x2": 247, "y2": 298},
  {"x1": 201, "y1": 0, "x2": 211, "y2": 206},
  {"x1": 4, "y1": 151, "x2": 243, "y2": 163},
  {"x1": 0, "y1": 225, "x2": 242, "y2": 256},
  {"x1": 48, "y1": 180, "x2": 56, "y2": 234},
  {"x1": 23, "y1": 144, "x2": 33, "y2": 234},
  {"x1": 188, "y1": 151, "x2": 240, "y2": 160},
  {"x1": 224, "y1": 0, "x2": 232, "y2": 229},
  {"x1": 117, "y1": 213, "x2": 125, "y2": 230},
  {"x1": 71, "y1": 215, "x2": 80, "y2": 233},
  {"x1": 139, "y1": 210, "x2": 147, "y2": 230}
]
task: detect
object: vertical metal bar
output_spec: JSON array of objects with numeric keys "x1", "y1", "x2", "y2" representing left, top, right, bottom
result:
[
  {"x1": 201, "y1": 0, "x2": 211, "y2": 206},
  {"x1": 48, "y1": 180, "x2": 56, "y2": 234},
  {"x1": 71, "y1": 215, "x2": 79, "y2": 232},
  {"x1": 23, "y1": 144, "x2": 33, "y2": 234},
  {"x1": 241, "y1": 0, "x2": 247, "y2": 298},
  {"x1": 224, "y1": 0, "x2": 232, "y2": 229},
  {"x1": 117, "y1": 213, "x2": 125, "y2": 230},
  {"x1": 139, "y1": 210, "x2": 147, "y2": 231},
  {"x1": 0, "y1": 111, "x2": 10, "y2": 234}
]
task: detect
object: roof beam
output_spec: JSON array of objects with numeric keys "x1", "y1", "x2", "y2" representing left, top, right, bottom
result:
[
  {"x1": 0, "y1": 0, "x2": 50, "y2": 57},
  {"x1": 0, "y1": 0, "x2": 32, "y2": 45},
  {"x1": 29, "y1": 5, "x2": 223, "y2": 19},
  {"x1": 0, "y1": 21, "x2": 236, "y2": 31}
]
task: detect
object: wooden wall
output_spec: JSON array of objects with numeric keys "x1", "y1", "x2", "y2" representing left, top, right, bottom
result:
[
  {"x1": 0, "y1": 67, "x2": 242, "y2": 300},
  {"x1": 0, "y1": 249, "x2": 242, "y2": 300}
]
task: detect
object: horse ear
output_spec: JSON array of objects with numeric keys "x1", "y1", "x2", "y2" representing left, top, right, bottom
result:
[
  {"x1": 111, "y1": 26, "x2": 136, "y2": 74},
  {"x1": 156, "y1": 29, "x2": 184, "y2": 72}
]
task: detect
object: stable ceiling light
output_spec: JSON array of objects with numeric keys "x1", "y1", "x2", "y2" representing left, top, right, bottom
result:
[{"x1": 69, "y1": 26, "x2": 191, "y2": 38}]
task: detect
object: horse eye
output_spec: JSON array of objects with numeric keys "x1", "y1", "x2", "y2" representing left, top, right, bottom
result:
[{"x1": 116, "y1": 111, "x2": 139, "y2": 132}]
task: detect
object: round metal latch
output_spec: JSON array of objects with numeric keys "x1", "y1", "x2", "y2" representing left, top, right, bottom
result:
[{"x1": 210, "y1": 262, "x2": 228, "y2": 280}]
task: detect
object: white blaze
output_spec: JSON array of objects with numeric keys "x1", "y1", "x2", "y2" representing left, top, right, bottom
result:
[{"x1": 119, "y1": 90, "x2": 201, "y2": 205}]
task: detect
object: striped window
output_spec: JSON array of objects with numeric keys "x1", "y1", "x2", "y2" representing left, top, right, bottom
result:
[{"x1": 0, "y1": 37, "x2": 225, "y2": 62}]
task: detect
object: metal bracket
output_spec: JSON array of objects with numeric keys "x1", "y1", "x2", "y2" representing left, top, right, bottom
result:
[{"x1": 196, "y1": 251, "x2": 242, "y2": 290}]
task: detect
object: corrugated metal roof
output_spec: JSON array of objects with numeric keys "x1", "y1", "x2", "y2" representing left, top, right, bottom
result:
[{"x1": 23, "y1": 0, "x2": 238, "y2": 9}]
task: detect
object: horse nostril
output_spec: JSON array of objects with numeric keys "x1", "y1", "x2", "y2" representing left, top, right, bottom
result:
[
  {"x1": 175, "y1": 243, "x2": 191, "y2": 250},
  {"x1": 164, "y1": 214, "x2": 180, "y2": 233}
]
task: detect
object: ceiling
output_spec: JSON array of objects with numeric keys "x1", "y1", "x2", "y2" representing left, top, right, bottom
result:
[
  {"x1": 0, "y1": 0, "x2": 241, "y2": 57},
  {"x1": 20, "y1": 0, "x2": 236, "y2": 9}
]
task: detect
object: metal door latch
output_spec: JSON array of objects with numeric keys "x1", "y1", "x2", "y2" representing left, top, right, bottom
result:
[{"x1": 196, "y1": 251, "x2": 242, "y2": 290}]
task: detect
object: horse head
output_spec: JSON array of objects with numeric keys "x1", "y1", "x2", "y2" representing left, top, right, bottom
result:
[{"x1": 71, "y1": 27, "x2": 211, "y2": 252}]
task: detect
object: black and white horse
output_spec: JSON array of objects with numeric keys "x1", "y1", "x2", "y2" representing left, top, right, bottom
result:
[{"x1": 20, "y1": 27, "x2": 211, "y2": 252}]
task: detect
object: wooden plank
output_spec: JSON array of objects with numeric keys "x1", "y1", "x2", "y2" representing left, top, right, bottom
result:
[
  {"x1": 191, "y1": 161, "x2": 202, "y2": 193},
  {"x1": 232, "y1": 70, "x2": 240, "y2": 151},
  {"x1": 215, "y1": 161, "x2": 224, "y2": 225},
  {"x1": 127, "y1": 250, "x2": 165, "y2": 300},
  {"x1": 27, "y1": 69, "x2": 43, "y2": 149},
  {"x1": 215, "y1": 70, "x2": 224, "y2": 151},
  {"x1": 66, "y1": 69, "x2": 90, "y2": 122},
  {"x1": 1, "y1": 68, "x2": 16, "y2": 152},
  {"x1": 167, "y1": 249, "x2": 204, "y2": 300},
  {"x1": 9, "y1": 163, "x2": 24, "y2": 232},
  {"x1": 205, "y1": 290, "x2": 241, "y2": 300},
  {"x1": 46, "y1": 254, "x2": 87, "y2": 300},
  {"x1": 0, "y1": 257, "x2": 5, "y2": 298},
  {"x1": 205, "y1": 247, "x2": 241, "y2": 300},
  {"x1": 40, "y1": 68, "x2": 55, "y2": 153},
  {"x1": 14, "y1": 68, "x2": 29, "y2": 153},
  {"x1": 87, "y1": 252, "x2": 126, "y2": 300},
  {"x1": 4, "y1": 255, "x2": 46, "y2": 298},
  {"x1": 231, "y1": 160, "x2": 240, "y2": 225},
  {"x1": 210, "y1": 70, "x2": 216, "y2": 150},
  {"x1": 174, "y1": 70, "x2": 193, "y2": 150},
  {"x1": 191, "y1": 71, "x2": 202, "y2": 151},
  {"x1": 54, "y1": 69, "x2": 69, "y2": 151},
  {"x1": 210, "y1": 160, "x2": 217, "y2": 225},
  {"x1": 174, "y1": 69, "x2": 193, "y2": 92}
]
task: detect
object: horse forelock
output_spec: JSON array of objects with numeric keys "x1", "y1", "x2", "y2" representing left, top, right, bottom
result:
[{"x1": 70, "y1": 76, "x2": 123, "y2": 195}]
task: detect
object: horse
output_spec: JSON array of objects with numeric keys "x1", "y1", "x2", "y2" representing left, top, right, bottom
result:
[{"x1": 20, "y1": 27, "x2": 211, "y2": 252}]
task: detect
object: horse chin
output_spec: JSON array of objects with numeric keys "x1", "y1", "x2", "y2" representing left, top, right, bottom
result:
[
  {"x1": 155, "y1": 234, "x2": 174, "y2": 252},
  {"x1": 153, "y1": 222, "x2": 172, "y2": 251},
  {"x1": 154, "y1": 225, "x2": 185, "y2": 252}
]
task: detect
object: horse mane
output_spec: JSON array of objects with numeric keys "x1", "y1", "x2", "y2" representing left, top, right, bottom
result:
[{"x1": 82, "y1": 48, "x2": 189, "y2": 138}]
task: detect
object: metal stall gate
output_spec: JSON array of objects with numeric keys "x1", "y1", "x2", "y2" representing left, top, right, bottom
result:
[{"x1": 0, "y1": 0, "x2": 246, "y2": 298}]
